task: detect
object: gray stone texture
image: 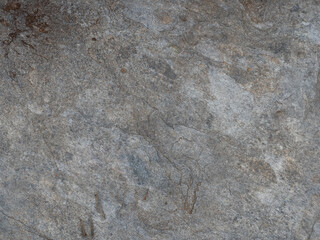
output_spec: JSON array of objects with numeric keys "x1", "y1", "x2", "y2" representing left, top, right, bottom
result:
[{"x1": 0, "y1": 0, "x2": 320, "y2": 239}]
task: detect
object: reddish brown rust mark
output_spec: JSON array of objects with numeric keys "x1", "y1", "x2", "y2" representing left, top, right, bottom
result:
[
  {"x1": 3, "y1": 1, "x2": 21, "y2": 12},
  {"x1": 21, "y1": 40, "x2": 35, "y2": 49},
  {"x1": 0, "y1": 19, "x2": 10, "y2": 27},
  {"x1": 25, "y1": 10, "x2": 49, "y2": 33}
]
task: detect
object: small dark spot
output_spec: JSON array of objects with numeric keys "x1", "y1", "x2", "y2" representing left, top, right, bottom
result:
[
  {"x1": 39, "y1": 27, "x2": 46, "y2": 33},
  {"x1": 180, "y1": 15, "x2": 187, "y2": 22},
  {"x1": 233, "y1": 216, "x2": 238, "y2": 223},
  {"x1": 120, "y1": 68, "x2": 127, "y2": 73},
  {"x1": 9, "y1": 31, "x2": 21, "y2": 41},
  {"x1": 92, "y1": 37, "x2": 97, "y2": 41},
  {"x1": 9, "y1": 72, "x2": 16, "y2": 79},
  {"x1": 7, "y1": 35, "x2": 15, "y2": 44}
]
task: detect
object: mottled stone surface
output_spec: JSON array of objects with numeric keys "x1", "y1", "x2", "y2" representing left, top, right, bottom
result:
[{"x1": 0, "y1": 0, "x2": 320, "y2": 239}]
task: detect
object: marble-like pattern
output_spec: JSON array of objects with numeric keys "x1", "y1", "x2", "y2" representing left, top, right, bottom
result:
[{"x1": 0, "y1": 0, "x2": 320, "y2": 239}]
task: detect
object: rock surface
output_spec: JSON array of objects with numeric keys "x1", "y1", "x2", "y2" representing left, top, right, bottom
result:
[{"x1": 0, "y1": 0, "x2": 320, "y2": 239}]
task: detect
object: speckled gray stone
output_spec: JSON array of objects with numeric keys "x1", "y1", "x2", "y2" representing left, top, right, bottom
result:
[{"x1": 0, "y1": 0, "x2": 320, "y2": 239}]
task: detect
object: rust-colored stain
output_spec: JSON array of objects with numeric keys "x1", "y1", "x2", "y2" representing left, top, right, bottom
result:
[
  {"x1": 0, "y1": 18, "x2": 10, "y2": 27},
  {"x1": 240, "y1": 0, "x2": 268, "y2": 23},
  {"x1": 26, "y1": 10, "x2": 49, "y2": 33},
  {"x1": 239, "y1": 157, "x2": 277, "y2": 184},
  {"x1": 3, "y1": 1, "x2": 21, "y2": 12},
  {"x1": 2, "y1": 1, "x2": 51, "y2": 51},
  {"x1": 79, "y1": 219, "x2": 87, "y2": 237}
]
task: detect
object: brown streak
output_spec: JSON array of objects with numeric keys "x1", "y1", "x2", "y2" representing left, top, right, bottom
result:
[{"x1": 79, "y1": 219, "x2": 87, "y2": 237}]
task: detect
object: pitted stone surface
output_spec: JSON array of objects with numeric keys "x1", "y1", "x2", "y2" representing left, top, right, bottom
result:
[{"x1": 0, "y1": 0, "x2": 320, "y2": 239}]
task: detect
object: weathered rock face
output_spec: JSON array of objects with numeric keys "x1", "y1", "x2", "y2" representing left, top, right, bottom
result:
[{"x1": 0, "y1": 0, "x2": 319, "y2": 239}]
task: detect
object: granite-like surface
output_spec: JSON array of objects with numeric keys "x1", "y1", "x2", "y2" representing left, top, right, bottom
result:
[{"x1": 0, "y1": 0, "x2": 320, "y2": 239}]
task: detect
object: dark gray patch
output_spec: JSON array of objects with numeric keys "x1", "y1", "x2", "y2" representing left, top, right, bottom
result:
[
  {"x1": 128, "y1": 155, "x2": 149, "y2": 185},
  {"x1": 118, "y1": 45, "x2": 137, "y2": 60},
  {"x1": 270, "y1": 42, "x2": 287, "y2": 54},
  {"x1": 230, "y1": 68, "x2": 249, "y2": 84},
  {"x1": 89, "y1": 215, "x2": 94, "y2": 238},
  {"x1": 290, "y1": 4, "x2": 300, "y2": 12},
  {"x1": 65, "y1": 152, "x2": 73, "y2": 161},
  {"x1": 206, "y1": 113, "x2": 214, "y2": 128},
  {"x1": 147, "y1": 58, "x2": 177, "y2": 80},
  {"x1": 0, "y1": 130, "x2": 10, "y2": 156},
  {"x1": 164, "y1": 65, "x2": 177, "y2": 80}
]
